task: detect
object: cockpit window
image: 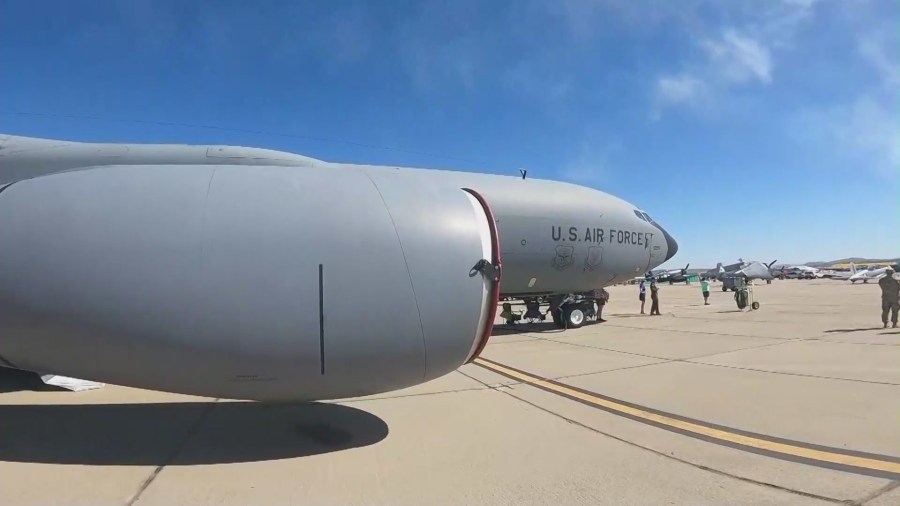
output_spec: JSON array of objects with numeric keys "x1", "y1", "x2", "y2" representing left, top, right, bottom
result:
[
  {"x1": 641, "y1": 212, "x2": 653, "y2": 223},
  {"x1": 633, "y1": 210, "x2": 647, "y2": 221}
]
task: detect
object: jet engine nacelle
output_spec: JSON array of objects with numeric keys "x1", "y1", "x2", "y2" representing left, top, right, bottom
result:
[{"x1": 0, "y1": 165, "x2": 499, "y2": 401}]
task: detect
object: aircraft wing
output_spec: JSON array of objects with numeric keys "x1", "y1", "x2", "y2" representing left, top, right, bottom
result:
[{"x1": 734, "y1": 261, "x2": 774, "y2": 280}]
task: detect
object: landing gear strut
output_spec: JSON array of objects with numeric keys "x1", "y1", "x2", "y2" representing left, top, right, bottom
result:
[{"x1": 548, "y1": 294, "x2": 596, "y2": 329}]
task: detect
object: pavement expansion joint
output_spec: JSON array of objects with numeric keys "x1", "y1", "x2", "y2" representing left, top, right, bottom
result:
[
  {"x1": 474, "y1": 357, "x2": 900, "y2": 481},
  {"x1": 125, "y1": 399, "x2": 221, "y2": 506},
  {"x1": 464, "y1": 361, "x2": 852, "y2": 505}
]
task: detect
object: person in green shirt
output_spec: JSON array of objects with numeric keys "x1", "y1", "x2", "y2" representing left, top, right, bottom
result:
[{"x1": 700, "y1": 277, "x2": 711, "y2": 305}]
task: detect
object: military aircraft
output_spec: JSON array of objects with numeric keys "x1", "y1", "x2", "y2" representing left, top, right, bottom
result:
[
  {"x1": 704, "y1": 260, "x2": 745, "y2": 281},
  {"x1": 0, "y1": 133, "x2": 677, "y2": 402},
  {"x1": 645, "y1": 263, "x2": 690, "y2": 284},
  {"x1": 718, "y1": 259, "x2": 777, "y2": 290},
  {"x1": 733, "y1": 260, "x2": 778, "y2": 281}
]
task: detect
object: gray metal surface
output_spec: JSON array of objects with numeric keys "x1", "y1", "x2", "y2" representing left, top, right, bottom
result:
[
  {"x1": 0, "y1": 134, "x2": 678, "y2": 296},
  {"x1": 0, "y1": 134, "x2": 320, "y2": 185},
  {"x1": 0, "y1": 165, "x2": 494, "y2": 400},
  {"x1": 0, "y1": 133, "x2": 677, "y2": 401},
  {"x1": 350, "y1": 164, "x2": 672, "y2": 294}
]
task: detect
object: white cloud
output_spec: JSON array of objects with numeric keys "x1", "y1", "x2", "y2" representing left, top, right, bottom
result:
[
  {"x1": 858, "y1": 29, "x2": 900, "y2": 88},
  {"x1": 701, "y1": 29, "x2": 772, "y2": 84},
  {"x1": 501, "y1": 59, "x2": 575, "y2": 104},
  {"x1": 781, "y1": 11, "x2": 899, "y2": 181},
  {"x1": 781, "y1": 0, "x2": 818, "y2": 9},
  {"x1": 789, "y1": 97, "x2": 899, "y2": 180},
  {"x1": 328, "y1": 7, "x2": 373, "y2": 63},
  {"x1": 653, "y1": 0, "x2": 816, "y2": 115},
  {"x1": 655, "y1": 74, "x2": 707, "y2": 105},
  {"x1": 559, "y1": 138, "x2": 623, "y2": 184},
  {"x1": 391, "y1": 2, "x2": 589, "y2": 105},
  {"x1": 401, "y1": 35, "x2": 483, "y2": 93},
  {"x1": 844, "y1": 98, "x2": 900, "y2": 177}
]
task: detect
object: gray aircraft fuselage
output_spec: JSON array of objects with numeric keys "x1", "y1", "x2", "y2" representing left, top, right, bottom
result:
[
  {"x1": 0, "y1": 134, "x2": 677, "y2": 401},
  {"x1": 0, "y1": 134, "x2": 677, "y2": 295}
]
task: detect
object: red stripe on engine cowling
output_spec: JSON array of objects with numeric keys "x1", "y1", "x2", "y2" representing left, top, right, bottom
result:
[{"x1": 463, "y1": 188, "x2": 501, "y2": 363}]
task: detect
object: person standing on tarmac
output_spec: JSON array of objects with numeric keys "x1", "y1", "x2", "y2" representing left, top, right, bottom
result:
[
  {"x1": 595, "y1": 287, "x2": 609, "y2": 323},
  {"x1": 650, "y1": 280, "x2": 661, "y2": 315},
  {"x1": 639, "y1": 279, "x2": 647, "y2": 314},
  {"x1": 878, "y1": 268, "x2": 899, "y2": 328},
  {"x1": 700, "y1": 277, "x2": 711, "y2": 305}
]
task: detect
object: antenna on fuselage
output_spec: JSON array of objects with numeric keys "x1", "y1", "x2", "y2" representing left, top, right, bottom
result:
[{"x1": 519, "y1": 168, "x2": 527, "y2": 180}]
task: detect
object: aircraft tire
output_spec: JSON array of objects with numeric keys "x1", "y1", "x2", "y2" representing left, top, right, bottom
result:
[
  {"x1": 735, "y1": 290, "x2": 748, "y2": 309},
  {"x1": 551, "y1": 309, "x2": 563, "y2": 328},
  {"x1": 751, "y1": 301, "x2": 760, "y2": 310},
  {"x1": 564, "y1": 306, "x2": 585, "y2": 329}
]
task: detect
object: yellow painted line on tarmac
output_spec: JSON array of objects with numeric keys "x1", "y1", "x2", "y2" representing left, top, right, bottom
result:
[{"x1": 473, "y1": 356, "x2": 900, "y2": 479}]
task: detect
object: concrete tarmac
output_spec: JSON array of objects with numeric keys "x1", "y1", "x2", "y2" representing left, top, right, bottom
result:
[{"x1": 1, "y1": 279, "x2": 898, "y2": 505}]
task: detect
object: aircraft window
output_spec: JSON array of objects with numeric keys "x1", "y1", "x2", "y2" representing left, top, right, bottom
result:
[
  {"x1": 642, "y1": 212, "x2": 653, "y2": 222},
  {"x1": 633, "y1": 210, "x2": 647, "y2": 221}
]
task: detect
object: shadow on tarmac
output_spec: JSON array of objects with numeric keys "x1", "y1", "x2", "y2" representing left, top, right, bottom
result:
[
  {"x1": 0, "y1": 401, "x2": 388, "y2": 466},
  {"x1": 823, "y1": 327, "x2": 886, "y2": 334},
  {"x1": 492, "y1": 321, "x2": 568, "y2": 335}
]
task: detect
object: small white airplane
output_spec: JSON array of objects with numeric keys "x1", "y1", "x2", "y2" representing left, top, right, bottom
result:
[{"x1": 848, "y1": 263, "x2": 891, "y2": 284}]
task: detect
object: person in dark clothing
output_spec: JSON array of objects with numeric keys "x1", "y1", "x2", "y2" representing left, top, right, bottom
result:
[
  {"x1": 879, "y1": 268, "x2": 900, "y2": 328},
  {"x1": 638, "y1": 279, "x2": 647, "y2": 314},
  {"x1": 595, "y1": 287, "x2": 609, "y2": 323},
  {"x1": 650, "y1": 280, "x2": 660, "y2": 315}
]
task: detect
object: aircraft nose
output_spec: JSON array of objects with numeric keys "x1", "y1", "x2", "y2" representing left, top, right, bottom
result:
[{"x1": 661, "y1": 226, "x2": 678, "y2": 262}]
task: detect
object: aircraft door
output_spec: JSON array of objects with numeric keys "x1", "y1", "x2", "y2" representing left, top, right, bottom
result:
[{"x1": 646, "y1": 233, "x2": 664, "y2": 272}]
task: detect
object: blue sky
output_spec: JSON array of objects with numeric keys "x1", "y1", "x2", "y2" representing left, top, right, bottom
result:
[{"x1": 1, "y1": 0, "x2": 897, "y2": 268}]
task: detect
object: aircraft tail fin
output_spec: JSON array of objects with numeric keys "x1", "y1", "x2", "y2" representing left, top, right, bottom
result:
[{"x1": 850, "y1": 263, "x2": 856, "y2": 275}]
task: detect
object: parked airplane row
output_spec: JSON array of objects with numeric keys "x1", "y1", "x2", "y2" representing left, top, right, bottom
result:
[{"x1": 641, "y1": 259, "x2": 899, "y2": 289}]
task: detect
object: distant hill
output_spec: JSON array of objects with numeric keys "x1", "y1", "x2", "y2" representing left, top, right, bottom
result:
[{"x1": 805, "y1": 258, "x2": 900, "y2": 268}]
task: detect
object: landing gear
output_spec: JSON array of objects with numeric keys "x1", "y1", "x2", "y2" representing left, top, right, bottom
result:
[
  {"x1": 548, "y1": 295, "x2": 596, "y2": 329},
  {"x1": 563, "y1": 305, "x2": 586, "y2": 329}
]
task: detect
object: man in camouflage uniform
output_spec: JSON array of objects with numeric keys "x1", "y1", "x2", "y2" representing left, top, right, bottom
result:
[{"x1": 878, "y1": 268, "x2": 900, "y2": 328}]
